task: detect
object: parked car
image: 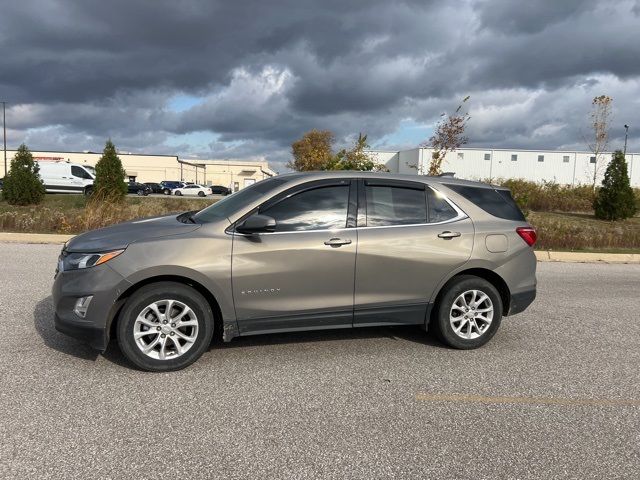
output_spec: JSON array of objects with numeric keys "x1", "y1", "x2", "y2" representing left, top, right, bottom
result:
[
  {"x1": 52, "y1": 172, "x2": 537, "y2": 371},
  {"x1": 144, "y1": 182, "x2": 164, "y2": 194},
  {"x1": 159, "y1": 181, "x2": 184, "y2": 195},
  {"x1": 172, "y1": 184, "x2": 210, "y2": 197},
  {"x1": 210, "y1": 185, "x2": 232, "y2": 196},
  {"x1": 37, "y1": 161, "x2": 95, "y2": 195},
  {"x1": 126, "y1": 182, "x2": 151, "y2": 196}
]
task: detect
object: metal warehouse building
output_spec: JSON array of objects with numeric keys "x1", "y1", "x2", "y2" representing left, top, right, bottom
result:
[
  {"x1": 371, "y1": 147, "x2": 640, "y2": 186},
  {"x1": 4, "y1": 150, "x2": 276, "y2": 191}
]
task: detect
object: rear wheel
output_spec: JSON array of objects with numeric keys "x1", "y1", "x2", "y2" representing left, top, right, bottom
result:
[
  {"x1": 197, "y1": 191, "x2": 205, "y2": 197},
  {"x1": 432, "y1": 275, "x2": 503, "y2": 349},
  {"x1": 137, "y1": 189, "x2": 145, "y2": 196},
  {"x1": 175, "y1": 191, "x2": 182, "y2": 196},
  {"x1": 117, "y1": 282, "x2": 214, "y2": 371},
  {"x1": 163, "y1": 188, "x2": 171, "y2": 195}
]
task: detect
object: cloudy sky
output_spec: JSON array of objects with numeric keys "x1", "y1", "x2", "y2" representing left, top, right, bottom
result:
[{"x1": 1, "y1": 0, "x2": 639, "y2": 172}]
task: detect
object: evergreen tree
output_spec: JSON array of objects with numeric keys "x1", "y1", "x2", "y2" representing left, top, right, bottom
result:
[
  {"x1": 93, "y1": 139, "x2": 127, "y2": 201},
  {"x1": 1, "y1": 144, "x2": 46, "y2": 205},
  {"x1": 594, "y1": 150, "x2": 637, "y2": 220}
]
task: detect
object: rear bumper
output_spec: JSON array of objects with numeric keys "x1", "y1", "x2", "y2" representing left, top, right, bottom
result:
[{"x1": 508, "y1": 288, "x2": 536, "y2": 316}]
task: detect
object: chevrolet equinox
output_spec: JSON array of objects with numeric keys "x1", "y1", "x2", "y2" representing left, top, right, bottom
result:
[{"x1": 53, "y1": 172, "x2": 537, "y2": 371}]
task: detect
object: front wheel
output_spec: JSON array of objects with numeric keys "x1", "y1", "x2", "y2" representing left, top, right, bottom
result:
[
  {"x1": 197, "y1": 191, "x2": 205, "y2": 197},
  {"x1": 175, "y1": 191, "x2": 182, "y2": 196},
  {"x1": 163, "y1": 188, "x2": 171, "y2": 195},
  {"x1": 432, "y1": 275, "x2": 503, "y2": 349},
  {"x1": 117, "y1": 282, "x2": 215, "y2": 371},
  {"x1": 137, "y1": 189, "x2": 145, "y2": 196}
]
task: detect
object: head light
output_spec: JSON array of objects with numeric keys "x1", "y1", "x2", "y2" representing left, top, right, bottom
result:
[{"x1": 61, "y1": 249, "x2": 124, "y2": 271}]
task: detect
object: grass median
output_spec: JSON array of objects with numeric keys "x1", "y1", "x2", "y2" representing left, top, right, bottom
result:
[{"x1": 1, "y1": 194, "x2": 639, "y2": 252}]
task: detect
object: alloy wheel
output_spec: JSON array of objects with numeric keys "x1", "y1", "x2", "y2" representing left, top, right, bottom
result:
[
  {"x1": 133, "y1": 299, "x2": 199, "y2": 360},
  {"x1": 449, "y1": 289, "x2": 494, "y2": 340}
]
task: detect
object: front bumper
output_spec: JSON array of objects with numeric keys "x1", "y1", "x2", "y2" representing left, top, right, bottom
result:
[{"x1": 52, "y1": 263, "x2": 131, "y2": 351}]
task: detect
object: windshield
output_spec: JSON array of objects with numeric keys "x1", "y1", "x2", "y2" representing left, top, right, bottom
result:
[
  {"x1": 84, "y1": 165, "x2": 96, "y2": 178},
  {"x1": 194, "y1": 176, "x2": 289, "y2": 223}
]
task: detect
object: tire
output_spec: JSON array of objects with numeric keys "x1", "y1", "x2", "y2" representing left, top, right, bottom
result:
[
  {"x1": 137, "y1": 189, "x2": 145, "y2": 196},
  {"x1": 117, "y1": 282, "x2": 215, "y2": 372},
  {"x1": 175, "y1": 191, "x2": 182, "y2": 196},
  {"x1": 432, "y1": 275, "x2": 503, "y2": 350},
  {"x1": 197, "y1": 191, "x2": 205, "y2": 197}
]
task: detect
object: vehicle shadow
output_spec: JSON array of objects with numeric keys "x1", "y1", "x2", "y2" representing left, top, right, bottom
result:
[
  {"x1": 33, "y1": 296, "x2": 100, "y2": 361},
  {"x1": 34, "y1": 296, "x2": 445, "y2": 366},
  {"x1": 213, "y1": 324, "x2": 445, "y2": 350}
]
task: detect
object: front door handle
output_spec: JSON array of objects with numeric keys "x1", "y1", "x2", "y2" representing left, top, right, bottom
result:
[
  {"x1": 324, "y1": 237, "x2": 352, "y2": 247},
  {"x1": 438, "y1": 231, "x2": 461, "y2": 239}
]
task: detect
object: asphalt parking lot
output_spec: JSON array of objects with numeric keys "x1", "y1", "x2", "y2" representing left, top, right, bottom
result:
[{"x1": 1, "y1": 243, "x2": 638, "y2": 479}]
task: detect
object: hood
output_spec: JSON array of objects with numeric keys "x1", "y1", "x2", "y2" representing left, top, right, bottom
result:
[{"x1": 65, "y1": 214, "x2": 201, "y2": 252}]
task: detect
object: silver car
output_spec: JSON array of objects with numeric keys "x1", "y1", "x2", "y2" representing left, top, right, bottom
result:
[{"x1": 52, "y1": 172, "x2": 537, "y2": 371}]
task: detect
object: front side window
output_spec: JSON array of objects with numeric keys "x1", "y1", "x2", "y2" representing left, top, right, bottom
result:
[
  {"x1": 261, "y1": 185, "x2": 349, "y2": 232},
  {"x1": 71, "y1": 166, "x2": 91, "y2": 179},
  {"x1": 365, "y1": 185, "x2": 427, "y2": 227},
  {"x1": 427, "y1": 188, "x2": 458, "y2": 223}
]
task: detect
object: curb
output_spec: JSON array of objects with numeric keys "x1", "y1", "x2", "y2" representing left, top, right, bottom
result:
[
  {"x1": 534, "y1": 250, "x2": 639, "y2": 264},
  {"x1": 0, "y1": 232, "x2": 75, "y2": 245},
  {"x1": 1, "y1": 232, "x2": 639, "y2": 264}
]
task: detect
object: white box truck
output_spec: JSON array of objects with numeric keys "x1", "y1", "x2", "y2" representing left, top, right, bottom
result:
[{"x1": 37, "y1": 161, "x2": 95, "y2": 194}]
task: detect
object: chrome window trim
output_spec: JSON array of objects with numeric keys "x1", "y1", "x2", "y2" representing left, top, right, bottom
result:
[{"x1": 230, "y1": 184, "x2": 467, "y2": 235}]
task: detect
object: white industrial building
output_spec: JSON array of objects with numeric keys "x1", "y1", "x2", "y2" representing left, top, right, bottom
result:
[{"x1": 371, "y1": 147, "x2": 640, "y2": 186}]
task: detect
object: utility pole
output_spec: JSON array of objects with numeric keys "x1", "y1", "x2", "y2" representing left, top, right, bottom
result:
[
  {"x1": 624, "y1": 124, "x2": 629, "y2": 156},
  {"x1": 2, "y1": 101, "x2": 6, "y2": 177}
]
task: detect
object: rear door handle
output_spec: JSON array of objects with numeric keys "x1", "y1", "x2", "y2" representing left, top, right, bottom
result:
[
  {"x1": 324, "y1": 237, "x2": 352, "y2": 246},
  {"x1": 438, "y1": 231, "x2": 461, "y2": 239}
]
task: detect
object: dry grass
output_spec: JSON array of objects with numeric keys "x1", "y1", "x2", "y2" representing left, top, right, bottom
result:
[
  {"x1": 529, "y1": 211, "x2": 640, "y2": 252},
  {"x1": 0, "y1": 195, "x2": 217, "y2": 234}
]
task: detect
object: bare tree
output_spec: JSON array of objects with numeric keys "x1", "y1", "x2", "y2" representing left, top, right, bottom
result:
[
  {"x1": 586, "y1": 95, "x2": 612, "y2": 189},
  {"x1": 415, "y1": 96, "x2": 470, "y2": 175}
]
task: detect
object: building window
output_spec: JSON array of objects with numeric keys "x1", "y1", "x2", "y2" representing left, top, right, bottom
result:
[
  {"x1": 484, "y1": 153, "x2": 491, "y2": 161},
  {"x1": 590, "y1": 156, "x2": 596, "y2": 164},
  {"x1": 538, "y1": 155, "x2": 544, "y2": 162},
  {"x1": 457, "y1": 152, "x2": 464, "y2": 160},
  {"x1": 511, "y1": 154, "x2": 518, "y2": 162},
  {"x1": 563, "y1": 155, "x2": 570, "y2": 163}
]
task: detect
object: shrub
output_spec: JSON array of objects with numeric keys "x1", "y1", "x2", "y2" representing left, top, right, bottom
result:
[
  {"x1": 495, "y1": 179, "x2": 596, "y2": 213},
  {"x1": 594, "y1": 150, "x2": 637, "y2": 220},
  {"x1": 92, "y1": 139, "x2": 127, "y2": 202},
  {"x1": 1, "y1": 144, "x2": 46, "y2": 205}
]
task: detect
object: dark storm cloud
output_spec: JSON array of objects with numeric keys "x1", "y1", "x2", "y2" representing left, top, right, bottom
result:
[{"x1": 2, "y1": 0, "x2": 640, "y2": 166}]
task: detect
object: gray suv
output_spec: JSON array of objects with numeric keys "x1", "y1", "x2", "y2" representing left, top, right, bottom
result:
[{"x1": 53, "y1": 172, "x2": 537, "y2": 371}]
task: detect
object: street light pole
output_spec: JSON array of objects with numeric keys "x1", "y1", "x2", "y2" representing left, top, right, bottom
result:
[
  {"x1": 2, "y1": 101, "x2": 6, "y2": 177},
  {"x1": 623, "y1": 124, "x2": 629, "y2": 156}
]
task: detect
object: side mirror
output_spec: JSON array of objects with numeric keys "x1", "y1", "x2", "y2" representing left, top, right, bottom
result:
[{"x1": 236, "y1": 214, "x2": 277, "y2": 234}]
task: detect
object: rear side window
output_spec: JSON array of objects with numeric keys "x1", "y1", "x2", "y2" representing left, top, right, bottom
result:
[
  {"x1": 365, "y1": 185, "x2": 427, "y2": 226},
  {"x1": 427, "y1": 189, "x2": 458, "y2": 223},
  {"x1": 446, "y1": 184, "x2": 525, "y2": 221}
]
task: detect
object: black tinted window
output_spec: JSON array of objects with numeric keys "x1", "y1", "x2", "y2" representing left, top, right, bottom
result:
[
  {"x1": 263, "y1": 185, "x2": 349, "y2": 232},
  {"x1": 427, "y1": 189, "x2": 458, "y2": 222},
  {"x1": 71, "y1": 166, "x2": 91, "y2": 179},
  {"x1": 365, "y1": 185, "x2": 426, "y2": 226},
  {"x1": 446, "y1": 184, "x2": 525, "y2": 221}
]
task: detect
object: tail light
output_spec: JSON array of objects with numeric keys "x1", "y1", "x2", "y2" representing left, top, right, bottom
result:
[{"x1": 516, "y1": 226, "x2": 537, "y2": 247}]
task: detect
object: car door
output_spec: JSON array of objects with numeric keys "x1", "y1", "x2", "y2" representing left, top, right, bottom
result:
[
  {"x1": 353, "y1": 179, "x2": 474, "y2": 326},
  {"x1": 231, "y1": 179, "x2": 357, "y2": 334},
  {"x1": 70, "y1": 166, "x2": 89, "y2": 192}
]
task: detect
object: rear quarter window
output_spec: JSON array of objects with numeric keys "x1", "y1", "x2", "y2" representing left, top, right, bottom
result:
[{"x1": 445, "y1": 184, "x2": 526, "y2": 221}]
